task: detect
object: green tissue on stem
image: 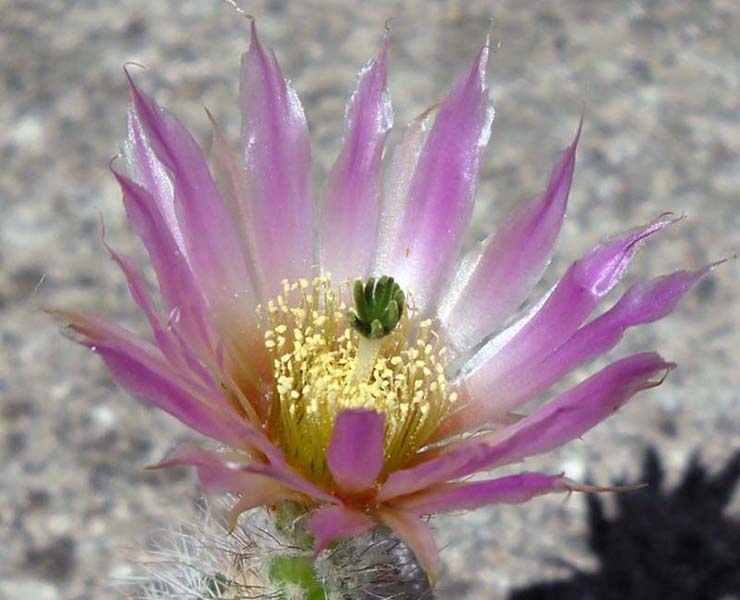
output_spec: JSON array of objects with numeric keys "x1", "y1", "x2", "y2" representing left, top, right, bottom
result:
[
  {"x1": 268, "y1": 555, "x2": 328, "y2": 600},
  {"x1": 274, "y1": 501, "x2": 314, "y2": 549}
]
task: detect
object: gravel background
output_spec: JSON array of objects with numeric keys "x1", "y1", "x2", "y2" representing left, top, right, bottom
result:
[{"x1": 1, "y1": 1, "x2": 738, "y2": 598}]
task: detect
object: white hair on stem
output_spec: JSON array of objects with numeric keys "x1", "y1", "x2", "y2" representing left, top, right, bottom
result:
[{"x1": 119, "y1": 497, "x2": 434, "y2": 599}]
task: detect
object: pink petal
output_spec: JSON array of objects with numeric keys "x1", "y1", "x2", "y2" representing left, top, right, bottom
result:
[
  {"x1": 381, "y1": 353, "x2": 672, "y2": 500},
  {"x1": 103, "y1": 243, "x2": 181, "y2": 368},
  {"x1": 438, "y1": 120, "x2": 581, "y2": 354},
  {"x1": 227, "y1": 489, "x2": 293, "y2": 532},
  {"x1": 459, "y1": 215, "x2": 677, "y2": 394},
  {"x1": 240, "y1": 21, "x2": 314, "y2": 298},
  {"x1": 306, "y1": 505, "x2": 375, "y2": 554},
  {"x1": 376, "y1": 42, "x2": 494, "y2": 313},
  {"x1": 319, "y1": 39, "x2": 393, "y2": 284},
  {"x1": 457, "y1": 352, "x2": 675, "y2": 475},
  {"x1": 53, "y1": 311, "x2": 276, "y2": 457},
  {"x1": 445, "y1": 266, "x2": 708, "y2": 434},
  {"x1": 157, "y1": 442, "x2": 340, "y2": 505},
  {"x1": 393, "y1": 471, "x2": 570, "y2": 514},
  {"x1": 376, "y1": 443, "x2": 488, "y2": 503},
  {"x1": 154, "y1": 444, "x2": 305, "y2": 531},
  {"x1": 126, "y1": 73, "x2": 256, "y2": 315},
  {"x1": 327, "y1": 409, "x2": 385, "y2": 495},
  {"x1": 101, "y1": 231, "x2": 214, "y2": 389},
  {"x1": 378, "y1": 507, "x2": 440, "y2": 585},
  {"x1": 92, "y1": 346, "x2": 249, "y2": 450}
]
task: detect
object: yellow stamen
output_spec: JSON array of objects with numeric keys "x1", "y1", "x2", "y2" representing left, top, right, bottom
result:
[{"x1": 258, "y1": 276, "x2": 454, "y2": 491}]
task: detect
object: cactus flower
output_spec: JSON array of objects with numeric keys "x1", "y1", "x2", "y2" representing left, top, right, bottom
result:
[{"x1": 56, "y1": 21, "x2": 712, "y2": 588}]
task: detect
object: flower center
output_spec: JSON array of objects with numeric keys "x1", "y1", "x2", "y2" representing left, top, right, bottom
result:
[{"x1": 258, "y1": 276, "x2": 457, "y2": 491}]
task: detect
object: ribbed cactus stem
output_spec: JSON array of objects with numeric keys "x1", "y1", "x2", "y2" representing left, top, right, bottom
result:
[{"x1": 127, "y1": 500, "x2": 433, "y2": 600}]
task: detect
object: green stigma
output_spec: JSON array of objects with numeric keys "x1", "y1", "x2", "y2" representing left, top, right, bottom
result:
[{"x1": 350, "y1": 276, "x2": 405, "y2": 339}]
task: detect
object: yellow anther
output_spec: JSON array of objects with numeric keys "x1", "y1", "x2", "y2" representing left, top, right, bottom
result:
[{"x1": 256, "y1": 277, "x2": 455, "y2": 486}]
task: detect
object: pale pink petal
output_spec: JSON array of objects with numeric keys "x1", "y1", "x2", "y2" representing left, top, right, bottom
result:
[
  {"x1": 327, "y1": 409, "x2": 385, "y2": 495},
  {"x1": 240, "y1": 21, "x2": 313, "y2": 298},
  {"x1": 320, "y1": 39, "x2": 393, "y2": 283},
  {"x1": 375, "y1": 43, "x2": 494, "y2": 313},
  {"x1": 481, "y1": 267, "x2": 709, "y2": 416},
  {"x1": 458, "y1": 215, "x2": 677, "y2": 394},
  {"x1": 438, "y1": 121, "x2": 580, "y2": 354},
  {"x1": 114, "y1": 159, "x2": 212, "y2": 352},
  {"x1": 306, "y1": 505, "x2": 375, "y2": 554},
  {"x1": 381, "y1": 353, "x2": 672, "y2": 500},
  {"x1": 378, "y1": 507, "x2": 440, "y2": 585},
  {"x1": 126, "y1": 72, "x2": 259, "y2": 332},
  {"x1": 116, "y1": 168, "x2": 269, "y2": 401},
  {"x1": 443, "y1": 266, "x2": 708, "y2": 434},
  {"x1": 207, "y1": 110, "x2": 265, "y2": 301},
  {"x1": 106, "y1": 246, "x2": 218, "y2": 396},
  {"x1": 373, "y1": 107, "x2": 435, "y2": 274},
  {"x1": 392, "y1": 472, "x2": 570, "y2": 514},
  {"x1": 92, "y1": 344, "x2": 256, "y2": 451},
  {"x1": 123, "y1": 106, "x2": 185, "y2": 255}
]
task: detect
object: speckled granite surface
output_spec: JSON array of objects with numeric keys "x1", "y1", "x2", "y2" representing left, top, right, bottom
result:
[{"x1": 1, "y1": 1, "x2": 738, "y2": 598}]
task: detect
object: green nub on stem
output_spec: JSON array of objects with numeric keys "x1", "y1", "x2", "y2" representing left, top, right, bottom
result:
[
  {"x1": 268, "y1": 555, "x2": 328, "y2": 600},
  {"x1": 350, "y1": 276, "x2": 405, "y2": 339}
]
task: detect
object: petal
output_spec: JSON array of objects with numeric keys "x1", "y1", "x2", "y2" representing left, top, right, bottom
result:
[
  {"x1": 377, "y1": 507, "x2": 439, "y2": 585},
  {"x1": 53, "y1": 312, "x2": 257, "y2": 448},
  {"x1": 457, "y1": 352, "x2": 675, "y2": 475},
  {"x1": 458, "y1": 215, "x2": 677, "y2": 393},
  {"x1": 438, "y1": 120, "x2": 581, "y2": 354},
  {"x1": 487, "y1": 267, "x2": 709, "y2": 414},
  {"x1": 327, "y1": 409, "x2": 385, "y2": 495},
  {"x1": 154, "y1": 443, "x2": 310, "y2": 531},
  {"x1": 113, "y1": 171, "x2": 212, "y2": 351},
  {"x1": 319, "y1": 38, "x2": 393, "y2": 284},
  {"x1": 115, "y1": 170, "x2": 267, "y2": 400},
  {"x1": 240, "y1": 21, "x2": 314, "y2": 298},
  {"x1": 373, "y1": 106, "x2": 435, "y2": 275},
  {"x1": 157, "y1": 442, "x2": 339, "y2": 505},
  {"x1": 446, "y1": 266, "x2": 708, "y2": 433},
  {"x1": 123, "y1": 106, "x2": 185, "y2": 255},
  {"x1": 196, "y1": 463, "x2": 301, "y2": 532},
  {"x1": 376, "y1": 443, "x2": 488, "y2": 503},
  {"x1": 375, "y1": 42, "x2": 494, "y2": 313},
  {"x1": 103, "y1": 242, "x2": 181, "y2": 368},
  {"x1": 306, "y1": 505, "x2": 375, "y2": 554},
  {"x1": 207, "y1": 110, "x2": 265, "y2": 301},
  {"x1": 392, "y1": 472, "x2": 570, "y2": 514},
  {"x1": 126, "y1": 72, "x2": 257, "y2": 317},
  {"x1": 382, "y1": 353, "x2": 673, "y2": 500}
]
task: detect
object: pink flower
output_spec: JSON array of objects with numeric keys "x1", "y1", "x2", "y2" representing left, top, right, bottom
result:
[{"x1": 56, "y1": 22, "x2": 712, "y2": 584}]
